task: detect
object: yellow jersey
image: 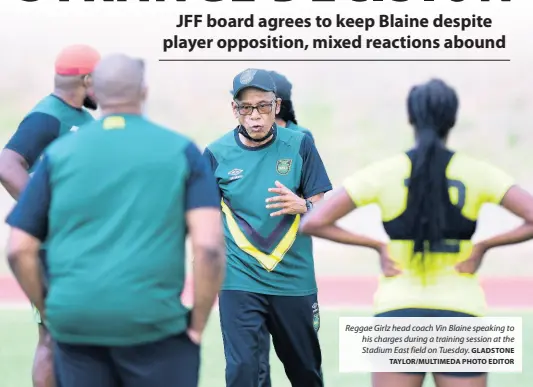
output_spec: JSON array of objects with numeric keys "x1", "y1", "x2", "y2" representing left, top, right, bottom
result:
[{"x1": 343, "y1": 150, "x2": 514, "y2": 316}]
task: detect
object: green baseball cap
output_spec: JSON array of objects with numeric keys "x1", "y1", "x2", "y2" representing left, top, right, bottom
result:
[{"x1": 232, "y1": 68, "x2": 277, "y2": 99}]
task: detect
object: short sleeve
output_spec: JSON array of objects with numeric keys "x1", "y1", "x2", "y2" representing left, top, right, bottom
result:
[
  {"x1": 5, "y1": 154, "x2": 51, "y2": 241},
  {"x1": 202, "y1": 147, "x2": 219, "y2": 174},
  {"x1": 302, "y1": 129, "x2": 315, "y2": 144},
  {"x1": 342, "y1": 164, "x2": 382, "y2": 208},
  {"x1": 479, "y1": 163, "x2": 515, "y2": 204},
  {"x1": 4, "y1": 113, "x2": 60, "y2": 169},
  {"x1": 299, "y1": 135, "x2": 332, "y2": 198},
  {"x1": 185, "y1": 142, "x2": 221, "y2": 210}
]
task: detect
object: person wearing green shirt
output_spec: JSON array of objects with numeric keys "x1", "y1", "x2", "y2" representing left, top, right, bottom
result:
[
  {"x1": 268, "y1": 70, "x2": 314, "y2": 144},
  {"x1": 0, "y1": 44, "x2": 100, "y2": 387},
  {"x1": 242, "y1": 70, "x2": 316, "y2": 387},
  {"x1": 5, "y1": 54, "x2": 225, "y2": 387},
  {"x1": 204, "y1": 68, "x2": 332, "y2": 387}
]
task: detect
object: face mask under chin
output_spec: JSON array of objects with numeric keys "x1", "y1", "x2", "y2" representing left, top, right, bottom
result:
[
  {"x1": 239, "y1": 125, "x2": 274, "y2": 143},
  {"x1": 83, "y1": 96, "x2": 98, "y2": 110}
]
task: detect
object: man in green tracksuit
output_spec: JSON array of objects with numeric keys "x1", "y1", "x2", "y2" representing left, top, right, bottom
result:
[{"x1": 204, "y1": 68, "x2": 332, "y2": 387}]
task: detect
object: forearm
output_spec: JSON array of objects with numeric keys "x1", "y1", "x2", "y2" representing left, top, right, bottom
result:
[
  {"x1": 302, "y1": 192, "x2": 325, "y2": 213},
  {"x1": 305, "y1": 224, "x2": 385, "y2": 251},
  {"x1": 7, "y1": 251, "x2": 44, "y2": 312},
  {"x1": 478, "y1": 222, "x2": 533, "y2": 251},
  {"x1": 307, "y1": 194, "x2": 324, "y2": 204},
  {"x1": 190, "y1": 245, "x2": 226, "y2": 333},
  {"x1": 0, "y1": 165, "x2": 29, "y2": 200}
]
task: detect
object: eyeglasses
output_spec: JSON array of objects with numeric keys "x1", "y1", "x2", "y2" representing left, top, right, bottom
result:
[{"x1": 236, "y1": 100, "x2": 275, "y2": 116}]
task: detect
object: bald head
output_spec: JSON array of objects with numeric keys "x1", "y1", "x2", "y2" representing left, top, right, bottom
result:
[{"x1": 92, "y1": 53, "x2": 146, "y2": 108}]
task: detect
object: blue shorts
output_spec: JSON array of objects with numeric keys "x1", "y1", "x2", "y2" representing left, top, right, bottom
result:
[
  {"x1": 54, "y1": 333, "x2": 199, "y2": 387},
  {"x1": 374, "y1": 308, "x2": 485, "y2": 378}
]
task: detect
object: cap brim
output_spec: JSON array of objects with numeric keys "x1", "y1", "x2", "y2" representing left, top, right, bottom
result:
[{"x1": 233, "y1": 84, "x2": 275, "y2": 99}]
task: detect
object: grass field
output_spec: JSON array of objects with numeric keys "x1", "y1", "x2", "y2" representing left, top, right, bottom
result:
[
  {"x1": 0, "y1": 307, "x2": 531, "y2": 387},
  {"x1": 0, "y1": 277, "x2": 532, "y2": 387}
]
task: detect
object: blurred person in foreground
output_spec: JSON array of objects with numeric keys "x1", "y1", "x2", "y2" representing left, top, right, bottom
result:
[
  {"x1": 0, "y1": 44, "x2": 100, "y2": 387},
  {"x1": 204, "y1": 68, "x2": 332, "y2": 387},
  {"x1": 5, "y1": 53, "x2": 225, "y2": 387},
  {"x1": 299, "y1": 78, "x2": 533, "y2": 387}
]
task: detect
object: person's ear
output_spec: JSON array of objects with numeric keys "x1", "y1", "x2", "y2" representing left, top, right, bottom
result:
[
  {"x1": 83, "y1": 74, "x2": 93, "y2": 89},
  {"x1": 275, "y1": 98, "x2": 281, "y2": 115},
  {"x1": 232, "y1": 101, "x2": 239, "y2": 119}
]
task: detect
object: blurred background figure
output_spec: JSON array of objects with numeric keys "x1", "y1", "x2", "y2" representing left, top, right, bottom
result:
[
  {"x1": 5, "y1": 53, "x2": 225, "y2": 387},
  {"x1": 0, "y1": 43, "x2": 100, "y2": 387},
  {"x1": 268, "y1": 70, "x2": 315, "y2": 144}
]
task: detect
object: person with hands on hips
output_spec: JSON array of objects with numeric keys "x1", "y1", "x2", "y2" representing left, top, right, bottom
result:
[{"x1": 299, "y1": 78, "x2": 533, "y2": 387}]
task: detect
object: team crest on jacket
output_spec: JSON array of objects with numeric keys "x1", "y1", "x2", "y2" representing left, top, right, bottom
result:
[{"x1": 276, "y1": 159, "x2": 292, "y2": 175}]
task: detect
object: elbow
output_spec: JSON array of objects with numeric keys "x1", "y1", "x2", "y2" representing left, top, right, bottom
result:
[
  {"x1": 0, "y1": 158, "x2": 21, "y2": 185},
  {"x1": 6, "y1": 231, "x2": 42, "y2": 270},
  {"x1": 299, "y1": 220, "x2": 310, "y2": 234},
  {"x1": 299, "y1": 217, "x2": 322, "y2": 235},
  {"x1": 196, "y1": 244, "x2": 226, "y2": 271},
  {"x1": 209, "y1": 245, "x2": 226, "y2": 268},
  {"x1": 524, "y1": 208, "x2": 533, "y2": 225},
  {"x1": 6, "y1": 251, "x2": 17, "y2": 264},
  {"x1": 6, "y1": 239, "x2": 26, "y2": 265},
  {"x1": 519, "y1": 207, "x2": 533, "y2": 225},
  {"x1": 0, "y1": 162, "x2": 10, "y2": 183},
  {"x1": 6, "y1": 247, "x2": 23, "y2": 268}
]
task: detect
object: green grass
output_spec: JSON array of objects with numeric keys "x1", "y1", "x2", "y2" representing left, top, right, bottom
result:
[{"x1": 0, "y1": 308, "x2": 531, "y2": 387}]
